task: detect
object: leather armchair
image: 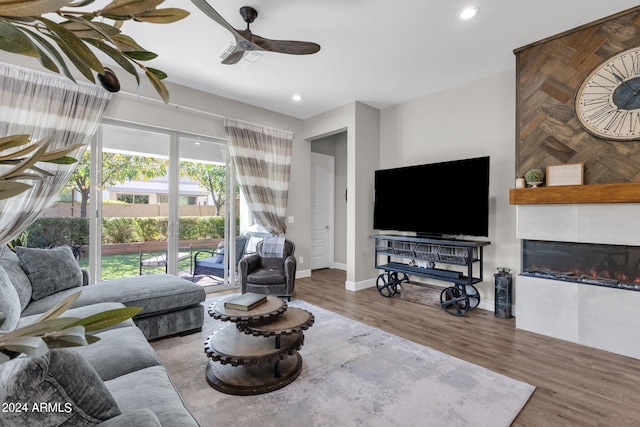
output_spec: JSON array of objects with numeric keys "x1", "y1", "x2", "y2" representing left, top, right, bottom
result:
[{"x1": 239, "y1": 239, "x2": 296, "y2": 300}]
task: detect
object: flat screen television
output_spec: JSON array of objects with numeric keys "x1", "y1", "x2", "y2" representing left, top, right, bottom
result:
[{"x1": 373, "y1": 156, "x2": 490, "y2": 237}]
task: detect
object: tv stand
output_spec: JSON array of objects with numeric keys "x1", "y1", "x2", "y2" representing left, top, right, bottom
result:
[{"x1": 370, "y1": 234, "x2": 491, "y2": 316}]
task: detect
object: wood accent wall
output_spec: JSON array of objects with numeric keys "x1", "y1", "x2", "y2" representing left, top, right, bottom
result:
[{"x1": 515, "y1": 6, "x2": 640, "y2": 184}]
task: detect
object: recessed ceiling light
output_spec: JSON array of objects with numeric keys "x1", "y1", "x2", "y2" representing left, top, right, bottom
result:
[
  {"x1": 459, "y1": 6, "x2": 480, "y2": 20},
  {"x1": 292, "y1": 94, "x2": 302, "y2": 101}
]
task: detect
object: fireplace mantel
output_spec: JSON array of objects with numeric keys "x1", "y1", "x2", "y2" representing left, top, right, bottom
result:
[{"x1": 509, "y1": 182, "x2": 640, "y2": 205}]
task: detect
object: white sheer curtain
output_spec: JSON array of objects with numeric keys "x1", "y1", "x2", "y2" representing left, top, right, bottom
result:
[
  {"x1": 224, "y1": 118, "x2": 294, "y2": 235},
  {"x1": 0, "y1": 62, "x2": 111, "y2": 246}
]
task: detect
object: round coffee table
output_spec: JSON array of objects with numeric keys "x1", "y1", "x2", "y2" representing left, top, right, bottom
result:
[{"x1": 205, "y1": 296, "x2": 314, "y2": 395}]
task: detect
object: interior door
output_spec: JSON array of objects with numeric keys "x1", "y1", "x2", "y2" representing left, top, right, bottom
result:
[{"x1": 311, "y1": 153, "x2": 335, "y2": 270}]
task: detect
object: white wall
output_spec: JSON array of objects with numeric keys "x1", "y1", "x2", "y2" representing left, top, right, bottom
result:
[{"x1": 380, "y1": 69, "x2": 518, "y2": 309}]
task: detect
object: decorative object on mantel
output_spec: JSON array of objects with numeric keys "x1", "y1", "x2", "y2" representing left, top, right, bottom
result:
[
  {"x1": 546, "y1": 163, "x2": 584, "y2": 187},
  {"x1": 515, "y1": 178, "x2": 526, "y2": 188},
  {"x1": 0, "y1": 0, "x2": 189, "y2": 103},
  {"x1": 524, "y1": 169, "x2": 545, "y2": 187}
]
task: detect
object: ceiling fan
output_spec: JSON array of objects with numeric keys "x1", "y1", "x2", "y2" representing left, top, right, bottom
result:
[{"x1": 191, "y1": 0, "x2": 321, "y2": 65}]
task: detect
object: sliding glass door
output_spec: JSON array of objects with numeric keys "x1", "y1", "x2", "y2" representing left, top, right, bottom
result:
[
  {"x1": 84, "y1": 121, "x2": 237, "y2": 290},
  {"x1": 178, "y1": 135, "x2": 237, "y2": 289},
  {"x1": 92, "y1": 123, "x2": 170, "y2": 281}
]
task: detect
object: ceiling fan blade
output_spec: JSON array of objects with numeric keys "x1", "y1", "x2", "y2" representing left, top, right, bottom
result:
[
  {"x1": 250, "y1": 34, "x2": 321, "y2": 55},
  {"x1": 191, "y1": 2, "x2": 320, "y2": 64},
  {"x1": 190, "y1": 0, "x2": 236, "y2": 34},
  {"x1": 191, "y1": 0, "x2": 256, "y2": 60},
  {"x1": 222, "y1": 51, "x2": 245, "y2": 65}
]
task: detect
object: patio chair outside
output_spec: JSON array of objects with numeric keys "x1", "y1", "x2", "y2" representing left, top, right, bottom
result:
[{"x1": 192, "y1": 234, "x2": 249, "y2": 282}]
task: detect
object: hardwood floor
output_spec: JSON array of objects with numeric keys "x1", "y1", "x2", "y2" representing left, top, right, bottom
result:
[{"x1": 292, "y1": 269, "x2": 640, "y2": 426}]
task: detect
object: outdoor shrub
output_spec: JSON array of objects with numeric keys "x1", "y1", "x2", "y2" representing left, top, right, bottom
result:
[
  {"x1": 22, "y1": 215, "x2": 234, "y2": 248},
  {"x1": 136, "y1": 217, "x2": 166, "y2": 242},
  {"x1": 200, "y1": 216, "x2": 225, "y2": 238},
  {"x1": 102, "y1": 217, "x2": 138, "y2": 243},
  {"x1": 25, "y1": 217, "x2": 89, "y2": 248},
  {"x1": 178, "y1": 217, "x2": 200, "y2": 240}
]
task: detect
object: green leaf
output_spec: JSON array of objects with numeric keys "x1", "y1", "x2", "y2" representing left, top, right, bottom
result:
[
  {"x1": 44, "y1": 326, "x2": 88, "y2": 347},
  {"x1": 85, "y1": 334, "x2": 100, "y2": 345},
  {"x1": 101, "y1": 0, "x2": 163, "y2": 17},
  {"x1": 20, "y1": 27, "x2": 77, "y2": 81},
  {"x1": 0, "y1": 134, "x2": 30, "y2": 151},
  {"x1": 145, "y1": 67, "x2": 169, "y2": 103},
  {"x1": 3, "y1": 143, "x2": 48, "y2": 179},
  {"x1": 111, "y1": 33, "x2": 144, "y2": 52},
  {"x1": 0, "y1": 0, "x2": 71, "y2": 17},
  {"x1": 1, "y1": 336, "x2": 48, "y2": 358},
  {"x1": 68, "y1": 306, "x2": 141, "y2": 332},
  {"x1": 123, "y1": 49, "x2": 157, "y2": 61},
  {"x1": 2, "y1": 172, "x2": 45, "y2": 181},
  {"x1": 39, "y1": 142, "x2": 84, "y2": 161},
  {"x1": 84, "y1": 37, "x2": 139, "y2": 82},
  {"x1": 146, "y1": 67, "x2": 166, "y2": 80},
  {"x1": 0, "y1": 317, "x2": 80, "y2": 342},
  {"x1": 42, "y1": 155, "x2": 77, "y2": 165},
  {"x1": 61, "y1": 19, "x2": 121, "y2": 40},
  {"x1": 0, "y1": 140, "x2": 39, "y2": 161},
  {"x1": 39, "y1": 16, "x2": 104, "y2": 77},
  {"x1": 0, "y1": 20, "x2": 40, "y2": 57},
  {"x1": 36, "y1": 291, "x2": 81, "y2": 322},
  {"x1": 0, "y1": 181, "x2": 32, "y2": 200},
  {"x1": 133, "y1": 8, "x2": 189, "y2": 24}
]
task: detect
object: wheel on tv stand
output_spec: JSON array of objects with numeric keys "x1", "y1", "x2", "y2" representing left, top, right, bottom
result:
[
  {"x1": 464, "y1": 284, "x2": 481, "y2": 310},
  {"x1": 376, "y1": 272, "x2": 405, "y2": 298},
  {"x1": 440, "y1": 286, "x2": 470, "y2": 316}
]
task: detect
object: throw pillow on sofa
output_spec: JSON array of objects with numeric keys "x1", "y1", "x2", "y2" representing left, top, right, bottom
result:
[
  {"x1": 0, "y1": 246, "x2": 32, "y2": 309},
  {"x1": 0, "y1": 265, "x2": 21, "y2": 332},
  {"x1": 0, "y1": 349, "x2": 122, "y2": 426},
  {"x1": 15, "y1": 246, "x2": 83, "y2": 301}
]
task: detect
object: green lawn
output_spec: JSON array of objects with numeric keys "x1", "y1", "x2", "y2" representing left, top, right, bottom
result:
[{"x1": 78, "y1": 252, "x2": 192, "y2": 280}]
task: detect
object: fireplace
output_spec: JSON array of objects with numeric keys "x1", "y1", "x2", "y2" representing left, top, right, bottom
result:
[
  {"x1": 514, "y1": 203, "x2": 640, "y2": 360},
  {"x1": 522, "y1": 240, "x2": 640, "y2": 292}
]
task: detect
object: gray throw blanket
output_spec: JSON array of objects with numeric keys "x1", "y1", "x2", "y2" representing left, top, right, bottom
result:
[{"x1": 262, "y1": 236, "x2": 285, "y2": 257}]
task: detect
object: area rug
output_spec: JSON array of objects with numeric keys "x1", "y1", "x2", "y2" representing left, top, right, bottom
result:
[{"x1": 151, "y1": 297, "x2": 535, "y2": 427}]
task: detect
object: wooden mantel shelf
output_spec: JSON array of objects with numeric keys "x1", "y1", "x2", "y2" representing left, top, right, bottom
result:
[{"x1": 509, "y1": 182, "x2": 640, "y2": 205}]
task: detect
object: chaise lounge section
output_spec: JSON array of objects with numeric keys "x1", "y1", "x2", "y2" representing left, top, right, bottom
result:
[
  {"x1": 0, "y1": 245, "x2": 206, "y2": 426},
  {"x1": 1, "y1": 245, "x2": 206, "y2": 340}
]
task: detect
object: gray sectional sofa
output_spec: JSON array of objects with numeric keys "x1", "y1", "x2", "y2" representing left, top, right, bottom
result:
[{"x1": 0, "y1": 245, "x2": 206, "y2": 426}]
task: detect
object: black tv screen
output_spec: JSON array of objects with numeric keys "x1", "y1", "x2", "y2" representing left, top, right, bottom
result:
[{"x1": 373, "y1": 156, "x2": 490, "y2": 237}]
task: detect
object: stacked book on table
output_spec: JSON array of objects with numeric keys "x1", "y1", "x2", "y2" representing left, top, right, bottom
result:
[{"x1": 224, "y1": 293, "x2": 267, "y2": 311}]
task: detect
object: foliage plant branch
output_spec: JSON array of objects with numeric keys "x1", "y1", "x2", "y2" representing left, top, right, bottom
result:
[
  {"x1": 0, "y1": 0, "x2": 190, "y2": 103},
  {"x1": 0, "y1": 291, "x2": 142, "y2": 364},
  {"x1": 0, "y1": 134, "x2": 83, "y2": 200}
]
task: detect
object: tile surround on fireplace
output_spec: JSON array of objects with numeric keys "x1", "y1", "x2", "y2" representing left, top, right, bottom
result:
[{"x1": 516, "y1": 203, "x2": 640, "y2": 360}]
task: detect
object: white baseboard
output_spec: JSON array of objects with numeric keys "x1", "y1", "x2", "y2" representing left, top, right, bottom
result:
[
  {"x1": 332, "y1": 262, "x2": 347, "y2": 271},
  {"x1": 296, "y1": 269, "x2": 311, "y2": 279},
  {"x1": 345, "y1": 277, "x2": 376, "y2": 292}
]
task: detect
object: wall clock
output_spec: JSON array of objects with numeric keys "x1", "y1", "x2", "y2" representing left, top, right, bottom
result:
[{"x1": 575, "y1": 46, "x2": 640, "y2": 140}]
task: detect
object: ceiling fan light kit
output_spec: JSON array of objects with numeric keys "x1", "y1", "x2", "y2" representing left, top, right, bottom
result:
[{"x1": 191, "y1": 0, "x2": 321, "y2": 65}]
